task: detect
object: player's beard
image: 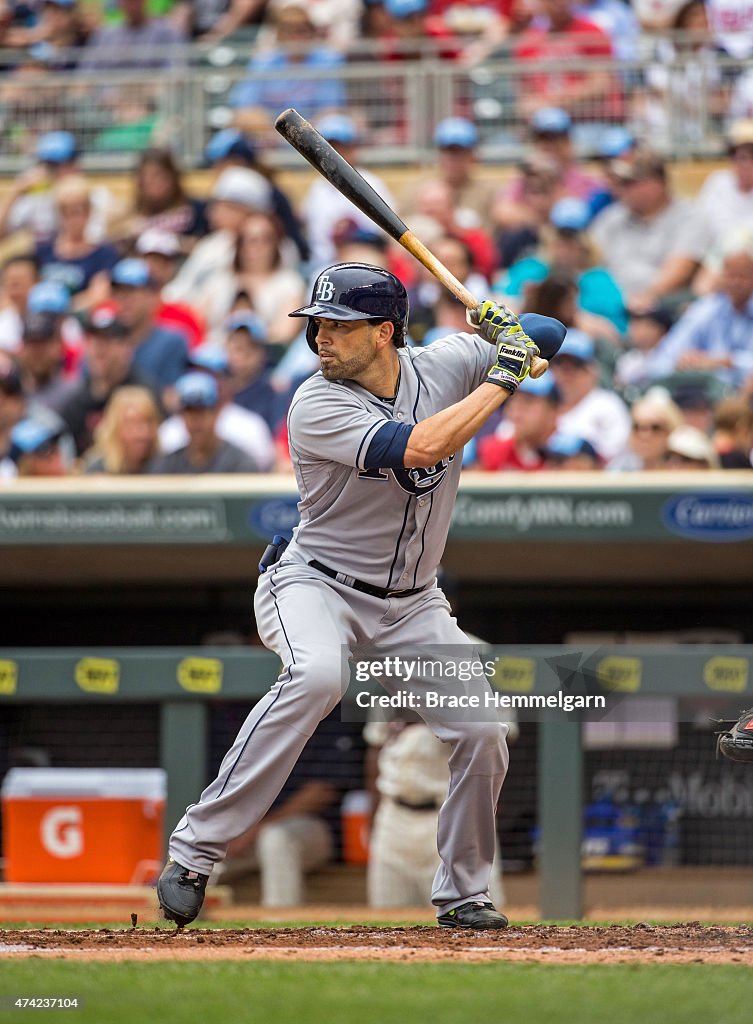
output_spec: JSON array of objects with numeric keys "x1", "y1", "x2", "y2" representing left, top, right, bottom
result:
[{"x1": 319, "y1": 339, "x2": 376, "y2": 381}]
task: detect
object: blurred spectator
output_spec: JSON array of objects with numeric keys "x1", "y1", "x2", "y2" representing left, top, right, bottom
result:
[
  {"x1": 586, "y1": 125, "x2": 637, "y2": 220},
  {"x1": 574, "y1": 0, "x2": 640, "y2": 61},
  {"x1": 419, "y1": 292, "x2": 470, "y2": 348},
  {"x1": 632, "y1": 0, "x2": 727, "y2": 153},
  {"x1": 543, "y1": 432, "x2": 602, "y2": 469},
  {"x1": 302, "y1": 114, "x2": 397, "y2": 274},
  {"x1": 401, "y1": 117, "x2": 495, "y2": 227},
  {"x1": 589, "y1": 150, "x2": 710, "y2": 309},
  {"x1": 82, "y1": 384, "x2": 161, "y2": 473},
  {"x1": 492, "y1": 152, "x2": 561, "y2": 268},
  {"x1": 7, "y1": 416, "x2": 71, "y2": 476},
  {"x1": 379, "y1": 0, "x2": 457, "y2": 57},
  {"x1": 496, "y1": 196, "x2": 627, "y2": 336},
  {"x1": 149, "y1": 371, "x2": 258, "y2": 472},
  {"x1": 57, "y1": 302, "x2": 159, "y2": 454},
  {"x1": 0, "y1": 255, "x2": 39, "y2": 352},
  {"x1": 200, "y1": 210, "x2": 306, "y2": 346},
  {"x1": 0, "y1": 360, "x2": 28, "y2": 477},
  {"x1": 712, "y1": 395, "x2": 753, "y2": 468},
  {"x1": 526, "y1": 108, "x2": 602, "y2": 200},
  {"x1": 477, "y1": 373, "x2": 560, "y2": 471},
  {"x1": 204, "y1": 128, "x2": 308, "y2": 262},
  {"x1": 409, "y1": 234, "x2": 488, "y2": 344},
  {"x1": 413, "y1": 178, "x2": 497, "y2": 279},
  {"x1": 135, "y1": 228, "x2": 205, "y2": 349},
  {"x1": 608, "y1": 389, "x2": 684, "y2": 470},
  {"x1": 708, "y1": 0, "x2": 753, "y2": 60},
  {"x1": 228, "y1": 0, "x2": 346, "y2": 125},
  {"x1": 173, "y1": 0, "x2": 266, "y2": 42},
  {"x1": 513, "y1": 0, "x2": 622, "y2": 127},
  {"x1": 159, "y1": 343, "x2": 276, "y2": 469},
  {"x1": 34, "y1": 175, "x2": 119, "y2": 310},
  {"x1": 16, "y1": 283, "x2": 74, "y2": 411},
  {"x1": 81, "y1": 0, "x2": 187, "y2": 68},
  {"x1": 225, "y1": 311, "x2": 286, "y2": 432},
  {"x1": 5, "y1": 0, "x2": 89, "y2": 55},
  {"x1": 0, "y1": 352, "x2": 74, "y2": 475},
  {"x1": 647, "y1": 236, "x2": 753, "y2": 391},
  {"x1": 614, "y1": 304, "x2": 675, "y2": 394},
  {"x1": 550, "y1": 327, "x2": 631, "y2": 460},
  {"x1": 109, "y1": 257, "x2": 188, "y2": 392},
  {"x1": 164, "y1": 167, "x2": 273, "y2": 317},
  {"x1": 0, "y1": 130, "x2": 115, "y2": 245},
  {"x1": 111, "y1": 147, "x2": 209, "y2": 252},
  {"x1": 664, "y1": 423, "x2": 720, "y2": 468},
  {"x1": 696, "y1": 120, "x2": 753, "y2": 255}
]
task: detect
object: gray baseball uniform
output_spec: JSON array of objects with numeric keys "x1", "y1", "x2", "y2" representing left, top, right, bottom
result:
[{"x1": 169, "y1": 331, "x2": 510, "y2": 914}]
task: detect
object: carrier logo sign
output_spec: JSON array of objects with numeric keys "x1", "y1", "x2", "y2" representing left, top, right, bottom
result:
[{"x1": 663, "y1": 494, "x2": 753, "y2": 542}]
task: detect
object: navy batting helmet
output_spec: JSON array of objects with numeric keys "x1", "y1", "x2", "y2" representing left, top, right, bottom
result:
[{"x1": 289, "y1": 263, "x2": 409, "y2": 352}]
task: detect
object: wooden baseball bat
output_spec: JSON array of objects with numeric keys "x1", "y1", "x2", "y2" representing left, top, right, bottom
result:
[{"x1": 274, "y1": 108, "x2": 549, "y2": 378}]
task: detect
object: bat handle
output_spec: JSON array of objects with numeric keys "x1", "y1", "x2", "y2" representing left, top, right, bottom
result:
[{"x1": 400, "y1": 231, "x2": 549, "y2": 379}]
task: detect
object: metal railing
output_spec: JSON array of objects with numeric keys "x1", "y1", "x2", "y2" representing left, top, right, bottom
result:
[{"x1": 0, "y1": 40, "x2": 746, "y2": 173}]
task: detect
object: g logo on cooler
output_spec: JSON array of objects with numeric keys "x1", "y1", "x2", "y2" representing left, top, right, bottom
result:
[
  {"x1": 316, "y1": 274, "x2": 336, "y2": 302},
  {"x1": 40, "y1": 806, "x2": 84, "y2": 859}
]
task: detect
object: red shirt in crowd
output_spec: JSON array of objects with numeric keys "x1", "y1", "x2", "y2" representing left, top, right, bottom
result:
[{"x1": 514, "y1": 17, "x2": 623, "y2": 120}]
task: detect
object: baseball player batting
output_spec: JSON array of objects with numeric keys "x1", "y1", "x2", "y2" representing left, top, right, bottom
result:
[{"x1": 158, "y1": 263, "x2": 565, "y2": 930}]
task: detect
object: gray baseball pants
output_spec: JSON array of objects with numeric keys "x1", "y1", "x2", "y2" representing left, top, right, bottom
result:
[{"x1": 169, "y1": 560, "x2": 509, "y2": 914}]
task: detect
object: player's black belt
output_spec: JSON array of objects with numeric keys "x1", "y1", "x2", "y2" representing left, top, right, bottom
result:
[
  {"x1": 308, "y1": 560, "x2": 428, "y2": 600},
  {"x1": 393, "y1": 797, "x2": 443, "y2": 811}
]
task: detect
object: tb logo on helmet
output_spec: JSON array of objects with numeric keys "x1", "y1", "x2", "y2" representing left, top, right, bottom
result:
[{"x1": 316, "y1": 275, "x2": 335, "y2": 302}]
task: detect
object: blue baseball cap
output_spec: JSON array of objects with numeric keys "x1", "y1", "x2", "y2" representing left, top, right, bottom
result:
[
  {"x1": 434, "y1": 117, "x2": 478, "y2": 150},
  {"x1": 225, "y1": 311, "x2": 268, "y2": 344},
  {"x1": 545, "y1": 433, "x2": 599, "y2": 462},
  {"x1": 517, "y1": 373, "x2": 559, "y2": 401},
  {"x1": 188, "y1": 343, "x2": 230, "y2": 374},
  {"x1": 9, "y1": 418, "x2": 62, "y2": 460},
  {"x1": 317, "y1": 114, "x2": 359, "y2": 145},
  {"x1": 386, "y1": 0, "x2": 427, "y2": 15},
  {"x1": 530, "y1": 108, "x2": 572, "y2": 136},
  {"x1": 27, "y1": 280, "x2": 70, "y2": 316},
  {"x1": 597, "y1": 126, "x2": 635, "y2": 159},
  {"x1": 175, "y1": 372, "x2": 219, "y2": 410},
  {"x1": 111, "y1": 258, "x2": 156, "y2": 289},
  {"x1": 550, "y1": 197, "x2": 591, "y2": 233},
  {"x1": 559, "y1": 328, "x2": 596, "y2": 363},
  {"x1": 36, "y1": 130, "x2": 77, "y2": 164},
  {"x1": 205, "y1": 128, "x2": 257, "y2": 165}
]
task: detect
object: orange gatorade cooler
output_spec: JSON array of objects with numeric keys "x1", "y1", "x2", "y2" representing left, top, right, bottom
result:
[
  {"x1": 1, "y1": 768, "x2": 166, "y2": 884},
  {"x1": 341, "y1": 789, "x2": 371, "y2": 865}
]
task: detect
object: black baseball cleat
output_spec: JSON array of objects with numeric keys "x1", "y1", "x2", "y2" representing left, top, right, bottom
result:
[
  {"x1": 157, "y1": 858, "x2": 209, "y2": 927},
  {"x1": 437, "y1": 901, "x2": 509, "y2": 930}
]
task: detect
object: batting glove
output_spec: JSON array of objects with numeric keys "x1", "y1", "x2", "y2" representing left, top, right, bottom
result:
[{"x1": 469, "y1": 301, "x2": 540, "y2": 393}]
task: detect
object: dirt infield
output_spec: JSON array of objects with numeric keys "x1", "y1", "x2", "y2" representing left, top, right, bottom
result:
[{"x1": 3, "y1": 924, "x2": 753, "y2": 964}]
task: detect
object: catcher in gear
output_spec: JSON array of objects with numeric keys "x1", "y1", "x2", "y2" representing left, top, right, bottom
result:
[{"x1": 716, "y1": 709, "x2": 753, "y2": 763}]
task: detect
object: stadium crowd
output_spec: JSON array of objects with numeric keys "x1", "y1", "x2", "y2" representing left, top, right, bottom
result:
[{"x1": 1, "y1": 0, "x2": 753, "y2": 476}]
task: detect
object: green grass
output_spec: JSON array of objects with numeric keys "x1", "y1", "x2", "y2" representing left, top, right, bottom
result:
[{"x1": 1, "y1": 962, "x2": 753, "y2": 1024}]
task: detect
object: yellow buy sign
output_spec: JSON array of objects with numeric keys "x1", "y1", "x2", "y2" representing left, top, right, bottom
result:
[
  {"x1": 75, "y1": 658, "x2": 120, "y2": 694},
  {"x1": 177, "y1": 657, "x2": 223, "y2": 694}
]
